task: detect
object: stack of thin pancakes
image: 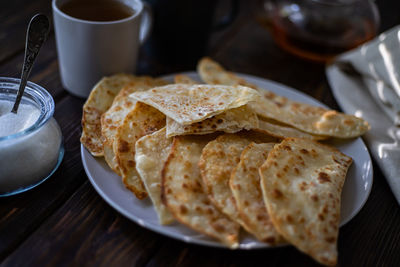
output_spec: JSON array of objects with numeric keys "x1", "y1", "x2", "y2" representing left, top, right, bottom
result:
[{"x1": 80, "y1": 58, "x2": 369, "y2": 266}]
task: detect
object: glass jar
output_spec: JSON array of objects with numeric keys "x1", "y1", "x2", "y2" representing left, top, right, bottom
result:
[
  {"x1": 257, "y1": 0, "x2": 380, "y2": 62},
  {"x1": 0, "y1": 77, "x2": 64, "y2": 196}
]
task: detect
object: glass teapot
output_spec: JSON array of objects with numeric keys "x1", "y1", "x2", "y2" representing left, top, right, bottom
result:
[{"x1": 257, "y1": 0, "x2": 380, "y2": 62}]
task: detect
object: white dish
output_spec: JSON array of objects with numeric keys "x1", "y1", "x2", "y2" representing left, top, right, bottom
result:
[{"x1": 81, "y1": 72, "x2": 373, "y2": 249}]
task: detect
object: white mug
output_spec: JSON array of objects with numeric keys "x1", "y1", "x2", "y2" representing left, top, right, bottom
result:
[{"x1": 52, "y1": 0, "x2": 152, "y2": 98}]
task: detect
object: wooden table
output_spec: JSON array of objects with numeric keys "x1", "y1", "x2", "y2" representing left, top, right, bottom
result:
[{"x1": 1, "y1": 1, "x2": 400, "y2": 266}]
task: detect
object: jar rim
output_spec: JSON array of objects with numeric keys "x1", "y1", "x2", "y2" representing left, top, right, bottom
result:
[{"x1": 0, "y1": 77, "x2": 54, "y2": 142}]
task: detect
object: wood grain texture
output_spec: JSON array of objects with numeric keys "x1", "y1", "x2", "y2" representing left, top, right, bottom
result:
[
  {"x1": 0, "y1": 96, "x2": 85, "y2": 260},
  {"x1": 1, "y1": 0, "x2": 400, "y2": 266},
  {"x1": 337, "y1": 166, "x2": 400, "y2": 267},
  {"x1": 210, "y1": 19, "x2": 326, "y2": 101},
  {"x1": 2, "y1": 182, "x2": 163, "y2": 267},
  {"x1": 0, "y1": 35, "x2": 64, "y2": 99},
  {"x1": 0, "y1": 0, "x2": 52, "y2": 63}
]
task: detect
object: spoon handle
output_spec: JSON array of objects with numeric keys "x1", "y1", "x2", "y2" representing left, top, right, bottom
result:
[{"x1": 11, "y1": 14, "x2": 50, "y2": 114}]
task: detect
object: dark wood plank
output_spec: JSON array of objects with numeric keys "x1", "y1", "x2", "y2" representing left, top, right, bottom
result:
[
  {"x1": 337, "y1": 165, "x2": 400, "y2": 267},
  {"x1": 210, "y1": 18, "x2": 326, "y2": 99},
  {"x1": 0, "y1": 2, "x2": 85, "y2": 260},
  {"x1": 0, "y1": 35, "x2": 66, "y2": 100},
  {"x1": 207, "y1": 0, "x2": 255, "y2": 57},
  {"x1": 0, "y1": 0, "x2": 53, "y2": 63},
  {"x1": 0, "y1": 95, "x2": 85, "y2": 260},
  {"x1": 1, "y1": 0, "x2": 400, "y2": 266},
  {"x1": 2, "y1": 181, "x2": 163, "y2": 267},
  {"x1": 145, "y1": 241, "x2": 291, "y2": 267},
  {"x1": 6, "y1": 168, "x2": 399, "y2": 267}
]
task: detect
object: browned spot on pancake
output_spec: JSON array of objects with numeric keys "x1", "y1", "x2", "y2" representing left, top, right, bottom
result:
[
  {"x1": 311, "y1": 195, "x2": 319, "y2": 202},
  {"x1": 184, "y1": 161, "x2": 192, "y2": 169},
  {"x1": 344, "y1": 119, "x2": 355, "y2": 125},
  {"x1": 213, "y1": 223, "x2": 225, "y2": 233},
  {"x1": 127, "y1": 160, "x2": 135, "y2": 168},
  {"x1": 323, "y1": 205, "x2": 329, "y2": 213},
  {"x1": 300, "y1": 149, "x2": 309, "y2": 154},
  {"x1": 180, "y1": 205, "x2": 188, "y2": 214},
  {"x1": 194, "y1": 180, "x2": 201, "y2": 188},
  {"x1": 202, "y1": 199, "x2": 211, "y2": 205},
  {"x1": 272, "y1": 189, "x2": 283, "y2": 199},
  {"x1": 299, "y1": 182, "x2": 307, "y2": 191},
  {"x1": 325, "y1": 237, "x2": 336, "y2": 243},
  {"x1": 283, "y1": 165, "x2": 289, "y2": 172},
  {"x1": 256, "y1": 214, "x2": 264, "y2": 221},
  {"x1": 118, "y1": 140, "x2": 130, "y2": 153},
  {"x1": 318, "y1": 172, "x2": 331, "y2": 183},
  {"x1": 264, "y1": 91, "x2": 275, "y2": 98}
]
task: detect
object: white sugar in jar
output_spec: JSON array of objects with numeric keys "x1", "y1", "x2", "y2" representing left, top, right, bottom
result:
[{"x1": 0, "y1": 77, "x2": 64, "y2": 196}]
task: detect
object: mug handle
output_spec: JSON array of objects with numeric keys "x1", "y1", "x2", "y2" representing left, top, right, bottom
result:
[
  {"x1": 139, "y1": 2, "x2": 153, "y2": 44},
  {"x1": 213, "y1": 0, "x2": 239, "y2": 31}
]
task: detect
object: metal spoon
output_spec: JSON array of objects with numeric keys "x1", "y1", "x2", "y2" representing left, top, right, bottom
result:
[{"x1": 11, "y1": 14, "x2": 50, "y2": 114}]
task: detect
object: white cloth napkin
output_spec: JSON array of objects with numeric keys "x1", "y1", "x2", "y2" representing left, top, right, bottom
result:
[{"x1": 326, "y1": 25, "x2": 400, "y2": 204}]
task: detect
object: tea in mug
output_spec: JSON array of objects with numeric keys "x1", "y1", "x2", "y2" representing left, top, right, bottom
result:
[{"x1": 60, "y1": 0, "x2": 135, "y2": 22}]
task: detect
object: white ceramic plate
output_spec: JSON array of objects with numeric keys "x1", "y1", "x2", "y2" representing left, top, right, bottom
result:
[{"x1": 81, "y1": 72, "x2": 373, "y2": 249}]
